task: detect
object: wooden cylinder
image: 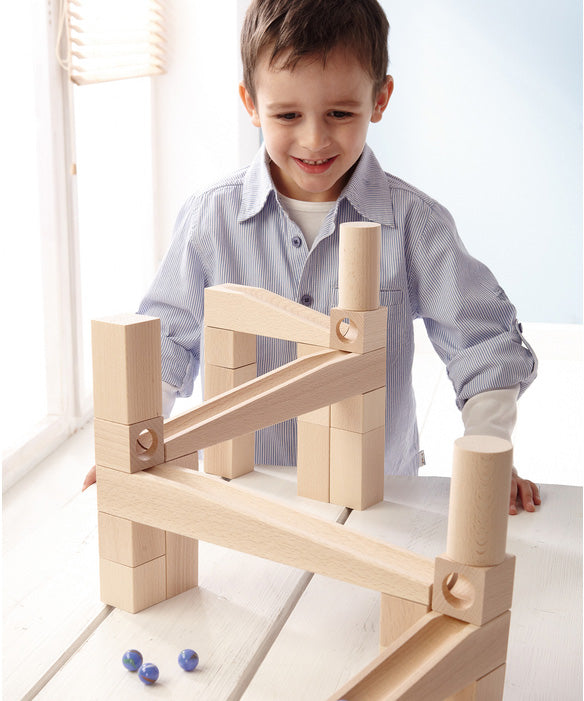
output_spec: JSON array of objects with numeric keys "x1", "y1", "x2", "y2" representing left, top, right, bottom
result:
[
  {"x1": 338, "y1": 222, "x2": 381, "y2": 311},
  {"x1": 446, "y1": 435, "x2": 513, "y2": 567}
]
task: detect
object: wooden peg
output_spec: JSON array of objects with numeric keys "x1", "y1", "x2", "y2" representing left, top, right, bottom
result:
[{"x1": 338, "y1": 221, "x2": 381, "y2": 311}]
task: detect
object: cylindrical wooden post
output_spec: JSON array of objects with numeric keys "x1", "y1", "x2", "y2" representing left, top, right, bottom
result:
[
  {"x1": 446, "y1": 435, "x2": 513, "y2": 567},
  {"x1": 338, "y1": 221, "x2": 381, "y2": 311}
]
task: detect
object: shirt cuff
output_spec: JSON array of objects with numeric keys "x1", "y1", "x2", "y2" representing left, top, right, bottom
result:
[
  {"x1": 162, "y1": 381, "x2": 179, "y2": 419},
  {"x1": 461, "y1": 385, "x2": 520, "y2": 442}
]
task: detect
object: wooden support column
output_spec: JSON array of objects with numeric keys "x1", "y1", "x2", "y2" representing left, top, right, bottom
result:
[
  {"x1": 203, "y1": 326, "x2": 256, "y2": 478},
  {"x1": 92, "y1": 314, "x2": 197, "y2": 613},
  {"x1": 329, "y1": 222, "x2": 386, "y2": 510}
]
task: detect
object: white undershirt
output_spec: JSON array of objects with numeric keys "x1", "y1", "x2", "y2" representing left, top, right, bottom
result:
[{"x1": 278, "y1": 194, "x2": 335, "y2": 249}]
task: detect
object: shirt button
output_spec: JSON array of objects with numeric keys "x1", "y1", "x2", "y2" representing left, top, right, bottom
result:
[
  {"x1": 300, "y1": 294, "x2": 312, "y2": 306},
  {"x1": 291, "y1": 236, "x2": 302, "y2": 248}
]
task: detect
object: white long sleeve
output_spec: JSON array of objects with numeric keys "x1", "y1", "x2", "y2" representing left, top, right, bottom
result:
[{"x1": 461, "y1": 385, "x2": 520, "y2": 442}]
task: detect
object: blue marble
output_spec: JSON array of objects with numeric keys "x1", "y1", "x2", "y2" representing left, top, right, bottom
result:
[
  {"x1": 138, "y1": 662, "x2": 159, "y2": 685},
  {"x1": 178, "y1": 649, "x2": 199, "y2": 671},
  {"x1": 122, "y1": 649, "x2": 143, "y2": 672}
]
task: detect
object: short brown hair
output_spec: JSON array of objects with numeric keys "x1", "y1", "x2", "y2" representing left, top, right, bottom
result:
[{"x1": 241, "y1": 0, "x2": 389, "y2": 102}]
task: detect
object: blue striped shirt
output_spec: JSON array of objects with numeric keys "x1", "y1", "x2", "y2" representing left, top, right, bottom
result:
[{"x1": 138, "y1": 144, "x2": 537, "y2": 475}]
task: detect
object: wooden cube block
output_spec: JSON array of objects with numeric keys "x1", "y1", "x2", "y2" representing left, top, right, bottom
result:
[
  {"x1": 94, "y1": 416, "x2": 164, "y2": 472},
  {"x1": 204, "y1": 432, "x2": 255, "y2": 478},
  {"x1": 92, "y1": 314, "x2": 162, "y2": 424},
  {"x1": 330, "y1": 425, "x2": 384, "y2": 510},
  {"x1": 204, "y1": 326, "x2": 256, "y2": 368},
  {"x1": 447, "y1": 664, "x2": 506, "y2": 700},
  {"x1": 204, "y1": 363, "x2": 257, "y2": 398},
  {"x1": 380, "y1": 593, "x2": 431, "y2": 648},
  {"x1": 99, "y1": 555, "x2": 166, "y2": 613},
  {"x1": 331, "y1": 387, "x2": 385, "y2": 433},
  {"x1": 297, "y1": 420, "x2": 330, "y2": 502},
  {"x1": 432, "y1": 554, "x2": 516, "y2": 625},
  {"x1": 98, "y1": 512, "x2": 166, "y2": 566},
  {"x1": 329, "y1": 306, "x2": 387, "y2": 354},
  {"x1": 166, "y1": 532, "x2": 198, "y2": 599}
]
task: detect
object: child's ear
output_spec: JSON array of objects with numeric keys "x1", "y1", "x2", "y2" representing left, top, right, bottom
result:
[
  {"x1": 239, "y1": 82, "x2": 261, "y2": 127},
  {"x1": 371, "y1": 75, "x2": 394, "y2": 124}
]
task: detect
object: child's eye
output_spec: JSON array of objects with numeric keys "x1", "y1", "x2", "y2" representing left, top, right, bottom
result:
[
  {"x1": 330, "y1": 111, "x2": 352, "y2": 119},
  {"x1": 277, "y1": 112, "x2": 299, "y2": 121}
]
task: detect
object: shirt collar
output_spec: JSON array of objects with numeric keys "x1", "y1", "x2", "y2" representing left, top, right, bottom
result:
[{"x1": 238, "y1": 142, "x2": 395, "y2": 228}]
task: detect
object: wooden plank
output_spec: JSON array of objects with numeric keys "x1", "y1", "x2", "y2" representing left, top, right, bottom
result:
[
  {"x1": 96, "y1": 464, "x2": 434, "y2": 603},
  {"x1": 204, "y1": 284, "x2": 331, "y2": 346},
  {"x1": 164, "y1": 347, "x2": 385, "y2": 461},
  {"x1": 327, "y1": 610, "x2": 510, "y2": 701}
]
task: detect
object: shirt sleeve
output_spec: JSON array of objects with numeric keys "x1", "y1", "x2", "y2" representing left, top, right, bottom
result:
[
  {"x1": 461, "y1": 385, "x2": 519, "y2": 441},
  {"x1": 138, "y1": 195, "x2": 206, "y2": 398},
  {"x1": 407, "y1": 201, "x2": 537, "y2": 409}
]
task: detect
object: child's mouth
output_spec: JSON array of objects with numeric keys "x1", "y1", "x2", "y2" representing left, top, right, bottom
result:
[{"x1": 293, "y1": 156, "x2": 337, "y2": 173}]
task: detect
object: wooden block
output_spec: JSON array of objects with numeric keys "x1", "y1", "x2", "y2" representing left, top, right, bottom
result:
[
  {"x1": 204, "y1": 284, "x2": 330, "y2": 346},
  {"x1": 329, "y1": 306, "x2": 387, "y2": 354},
  {"x1": 327, "y1": 610, "x2": 511, "y2": 701},
  {"x1": 91, "y1": 314, "x2": 161, "y2": 424},
  {"x1": 99, "y1": 555, "x2": 166, "y2": 613},
  {"x1": 297, "y1": 343, "x2": 330, "y2": 424},
  {"x1": 94, "y1": 416, "x2": 164, "y2": 472},
  {"x1": 447, "y1": 664, "x2": 506, "y2": 700},
  {"x1": 203, "y1": 362, "x2": 256, "y2": 478},
  {"x1": 338, "y1": 221, "x2": 381, "y2": 311},
  {"x1": 96, "y1": 464, "x2": 434, "y2": 603},
  {"x1": 330, "y1": 426, "x2": 384, "y2": 510},
  {"x1": 164, "y1": 347, "x2": 386, "y2": 461},
  {"x1": 98, "y1": 512, "x2": 166, "y2": 566},
  {"x1": 204, "y1": 326, "x2": 256, "y2": 368},
  {"x1": 432, "y1": 553, "x2": 516, "y2": 626},
  {"x1": 447, "y1": 435, "x2": 513, "y2": 567},
  {"x1": 297, "y1": 421, "x2": 330, "y2": 502},
  {"x1": 331, "y1": 386, "x2": 385, "y2": 433},
  {"x1": 380, "y1": 593, "x2": 431, "y2": 648},
  {"x1": 204, "y1": 433, "x2": 255, "y2": 479},
  {"x1": 165, "y1": 531, "x2": 198, "y2": 599}
]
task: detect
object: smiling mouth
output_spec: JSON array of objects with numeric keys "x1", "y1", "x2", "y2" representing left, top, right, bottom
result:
[{"x1": 293, "y1": 156, "x2": 337, "y2": 172}]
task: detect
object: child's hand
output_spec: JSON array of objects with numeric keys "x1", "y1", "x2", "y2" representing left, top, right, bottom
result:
[
  {"x1": 509, "y1": 467, "x2": 541, "y2": 515},
  {"x1": 82, "y1": 464, "x2": 96, "y2": 491}
]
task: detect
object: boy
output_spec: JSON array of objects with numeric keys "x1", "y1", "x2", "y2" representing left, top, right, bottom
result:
[{"x1": 84, "y1": 0, "x2": 540, "y2": 514}]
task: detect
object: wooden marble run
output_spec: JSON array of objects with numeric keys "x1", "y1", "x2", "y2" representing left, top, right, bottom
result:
[{"x1": 92, "y1": 222, "x2": 515, "y2": 700}]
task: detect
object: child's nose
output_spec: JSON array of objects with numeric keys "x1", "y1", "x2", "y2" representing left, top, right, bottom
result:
[{"x1": 299, "y1": 119, "x2": 331, "y2": 152}]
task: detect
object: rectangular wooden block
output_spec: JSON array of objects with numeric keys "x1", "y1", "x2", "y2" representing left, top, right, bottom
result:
[
  {"x1": 331, "y1": 386, "x2": 385, "y2": 433},
  {"x1": 297, "y1": 420, "x2": 330, "y2": 502},
  {"x1": 166, "y1": 531, "x2": 198, "y2": 599},
  {"x1": 98, "y1": 512, "x2": 166, "y2": 567},
  {"x1": 99, "y1": 555, "x2": 166, "y2": 613},
  {"x1": 447, "y1": 664, "x2": 506, "y2": 700},
  {"x1": 297, "y1": 343, "x2": 331, "y2": 425},
  {"x1": 92, "y1": 314, "x2": 162, "y2": 424},
  {"x1": 329, "y1": 306, "x2": 387, "y2": 354},
  {"x1": 330, "y1": 425, "x2": 385, "y2": 510},
  {"x1": 432, "y1": 554, "x2": 516, "y2": 626},
  {"x1": 380, "y1": 593, "x2": 432, "y2": 648},
  {"x1": 204, "y1": 326, "x2": 256, "y2": 368},
  {"x1": 94, "y1": 416, "x2": 164, "y2": 472},
  {"x1": 204, "y1": 363, "x2": 257, "y2": 398}
]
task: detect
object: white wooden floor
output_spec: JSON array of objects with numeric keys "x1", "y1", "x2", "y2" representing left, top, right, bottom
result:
[{"x1": 2, "y1": 322, "x2": 582, "y2": 700}]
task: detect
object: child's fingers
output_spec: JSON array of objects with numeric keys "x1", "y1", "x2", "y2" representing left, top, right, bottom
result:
[
  {"x1": 509, "y1": 476, "x2": 519, "y2": 515},
  {"x1": 82, "y1": 464, "x2": 97, "y2": 492}
]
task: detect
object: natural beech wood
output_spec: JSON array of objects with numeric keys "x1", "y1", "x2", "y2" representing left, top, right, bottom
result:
[
  {"x1": 297, "y1": 421, "x2": 330, "y2": 502},
  {"x1": 204, "y1": 284, "x2": 330, "y2": 346},
  {"x1": 327, "y1": 610, "x2": 511, "y2": 701},
  {"x1": 97, "y1": 512, "x2": 165, "y2": 567},
  {"x1": 163, "y1": 347, "x2": 386, "y2": 461},
  {"x1": 337, "y1": 221, "x2": 381, "y2": 311},
  {"x1": 99, "y1": 556, "x2": 166, "y2": 613},
  {"x1": 91, "y1": 314, "x2": 162, "y2": 425},
  {"x1": 165, "y1": 531, "x2": 198, "y2": 599},
  {"x1": 446, "y1": 435, "x2": 513, "y2": 567},
  {"x1": 94, "y1": 416, "x2": 164, "y2": 472},
  {"x1": 203, "y1": 326, "x2": 256, "y2": 369},
  {"x1": 331, "y1": 386, "x2": 385, "y2": 433},
  {"x1": 447, "y1": 664, "x2": 507, "y2": 700},
  {"x1": 380, "y1": 594, "x2": 431, "y2": 648},
  {"x1": 96, "y1": 464, "x2": 434, "y2": 605},
  {"x1": 432, "y1": 554, "x2": 515, "y2": 626},
  {"x1": 329, "y1": 306, "x2": 388, "y2": 354}
]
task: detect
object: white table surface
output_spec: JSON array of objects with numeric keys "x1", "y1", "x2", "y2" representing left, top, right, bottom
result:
[{"x1": 4, "y1": 461, "x2": 582, "y2": 701}]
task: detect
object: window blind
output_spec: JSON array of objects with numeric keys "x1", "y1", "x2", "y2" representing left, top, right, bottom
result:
[{"x1": 59, "y1": 0, "x2": 166, "y2": 85}]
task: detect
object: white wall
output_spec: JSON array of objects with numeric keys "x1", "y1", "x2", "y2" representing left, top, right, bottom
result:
[
  {"x1": 370, "y1": 0, "x2": 582, "y2": 323},
  {"x1": 151, "y1": 0, "x2": 259, "y2": 261}
]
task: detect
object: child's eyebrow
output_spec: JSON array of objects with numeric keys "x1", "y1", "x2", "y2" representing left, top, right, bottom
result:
[{"x1": 266, "y1": 99, "x2": 363, "y2": 111}]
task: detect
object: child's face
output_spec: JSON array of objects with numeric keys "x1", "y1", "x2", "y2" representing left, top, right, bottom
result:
[{"x1": 240, "y1": 48, "x2": 392, "y2": 202}]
